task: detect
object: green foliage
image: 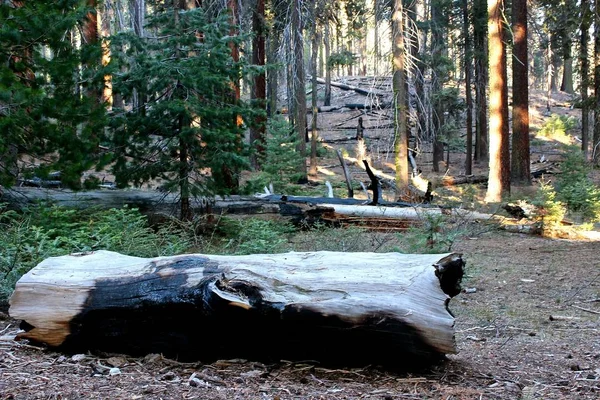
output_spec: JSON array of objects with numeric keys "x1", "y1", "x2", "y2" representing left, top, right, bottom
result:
[
  {"x1": 328, "y1": 50, "x2": 358, "y2": 67},
  {"x1": 108, "y1": 7, "x2": 259, "y2": 198},
  {"x1": 0, "y1": 1, "x2": 106, "y2": 187},
  {"x1": 0, "y1": 204, "x2": 189, "y2": 304},
  {"x1": 395, "y1": 213, "x2": 461, "y2": 254},
  {"x1": 532, "y1": 181, "x2": 566, "y2": 226},
  {"x1": 245, "y1": 117, "x2": 305, "y2": 194},
  {"x1": 537, "y1": 115, "x2": 577, "y2": 141},
  {"x1": 344, "y1": 0, "x2": 367, "y2": 37},
  {"x1": 218, "y1": 218, "x2": 293, "y2": 255},
  {"x1": 554, "y1": 148, "x2": 600, "y2": 222}
]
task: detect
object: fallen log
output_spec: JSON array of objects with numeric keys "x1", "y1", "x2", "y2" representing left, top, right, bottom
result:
[
  {"x1": 9, "y1": 250, "x2": 465, "y2": 366},
  {"x1": 439, "y1": 175, "x2": 488, "y2": 186},
  {"x1": 316, "y1": 77, "x2": 386, "y2": 97}
]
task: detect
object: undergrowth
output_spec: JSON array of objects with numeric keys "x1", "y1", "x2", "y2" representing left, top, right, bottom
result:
[{"x1": 0, "y1": 204, "x2": 189, "y2": 305}]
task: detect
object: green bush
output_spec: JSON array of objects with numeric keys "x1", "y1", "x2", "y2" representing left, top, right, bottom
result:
[
  {"x1": 537, "y1": 115, "x2": 577, "y2": 143},
  {"x1": 532, "y1": 182, "x2": 567, "y2": 226},
  {"x1": 218, "y1": 218, "x2": 294, "y2": 255},
  {"x1": 245, "y1": 117, "x2": 305, "y2": 194},
  {"x1": 554, "y1": 147, "x2": 600, "y2": 222},
  {"x1": 0, "y1": 204, "x2": 190, "y2": 305}
]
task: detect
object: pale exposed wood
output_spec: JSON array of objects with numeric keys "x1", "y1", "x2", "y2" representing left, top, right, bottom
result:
[
  {"x1": 315, "y1": 77, "x2": 386, "y2": 97},
  {"x1": 10, "y1": 251, "x2": 464, "y2": 364},
  {"x1": 319, "y1": 203, "x2": 496, "y2": 222}
]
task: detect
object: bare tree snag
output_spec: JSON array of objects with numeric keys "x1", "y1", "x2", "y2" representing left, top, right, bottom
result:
[
  {"x1": 10, "y1": 251, "x2": 465, "y2": 366},
  {"x1": 363, "y1": 160, "x2": 382, "y2": 205},
  {"x1": 336, "y1": 150, "x2": 354, "y2": 198}
]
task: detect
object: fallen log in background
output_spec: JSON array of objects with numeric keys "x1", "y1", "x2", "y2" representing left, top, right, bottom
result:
[{"x1": 10, "y1": 251, "x2": 464, "y2": 366}]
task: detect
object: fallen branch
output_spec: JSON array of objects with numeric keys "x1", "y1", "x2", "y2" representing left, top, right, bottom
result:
[{"x1": 316, "y1": 77, "x2": 386, "y2": 97}]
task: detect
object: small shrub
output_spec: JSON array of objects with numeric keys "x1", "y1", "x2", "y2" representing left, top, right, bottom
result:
[
  {"x1": 537, "y1": 115, "x2": 577, "y2": 144},
  {"x1": 0, "y1": 204, "x2": 190, "y2": 305},
  {"x1": 219, "y1": 218, "x2": 294, "y2": 255},
  {"x1": 244, "y1": 117, "x2": 305, "y2": 194},
  {"x1": 554, "y1": 147, "x2": 600, "y2": 222},
  {"x1": 532, "y1": 182, "x2": 566, "y2": 227},
  {"x1": 395, "y1": 213, "x2": 461, "y2": 254}
]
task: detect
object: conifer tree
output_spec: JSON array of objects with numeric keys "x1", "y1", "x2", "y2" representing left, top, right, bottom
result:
[
  {"x1": 0, "y1": 0, "x2": 105, "y2": 188},
  {"x1": 108, "y1": 5, "x2": 256, "y2": 218}
]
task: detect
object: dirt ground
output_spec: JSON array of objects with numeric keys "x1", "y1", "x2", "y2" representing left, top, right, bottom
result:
[{"x1": 1, "y1": 79, "x2": 599, "y2": 399}]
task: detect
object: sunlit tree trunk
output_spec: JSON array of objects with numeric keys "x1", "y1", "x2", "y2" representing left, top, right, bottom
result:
[
  {"x1": 392, "y1": 0, "x2": 409, "y2": 198},
  {"x1": 511, "y1": 0, "x2": 530, "y2": 184},
  {"x1": 485, "y1": 0, "x2": 510, "y2": 202},
  {"x1": 581, "y1": 0, "x2": 591, "y2": 159},
  {"x1": 82, "y1": 0, "x2": 101, "y2": 104}
]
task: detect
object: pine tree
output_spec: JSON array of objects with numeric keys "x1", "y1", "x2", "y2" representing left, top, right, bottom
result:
[
  {"x1": 109, "y1": 6, "x2": 257, "y2": 217},
  {"x1": 0, "y1": 0, "x2": 105, "y2": 187}
]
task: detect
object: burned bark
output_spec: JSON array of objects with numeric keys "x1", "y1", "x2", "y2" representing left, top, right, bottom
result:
[{"x1": 10, "y1": 251, "x2": 465, "y2": 366}]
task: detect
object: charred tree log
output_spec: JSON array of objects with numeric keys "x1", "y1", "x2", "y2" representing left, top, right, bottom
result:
[
  {"x1": 363, "y1": 160, "x2": 382, "y2": 205},
  {"x1": 9, "y1": 251, "x2": 465, "y2": 367}
]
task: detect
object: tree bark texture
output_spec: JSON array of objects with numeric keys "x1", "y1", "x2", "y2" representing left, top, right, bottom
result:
[
  {"x1": 324, "y1": 21, "x2": 332, "y2": 106},
  {"x1": 250, "y1": 0, "x2": 266, "y2": 169},
  {"x1": 581, "y1": 0, "x2": 590, "y2": 159},
  {"x1": 291, "y1": 0, "x2": 308, "y2": 180},
  {"x1": 594, "y1": 0, "x2": 600, "y2": 164},
  {"x1": 463, "y1": 0, "x2": 473, "y2": 175},
  {"x1": 10, "y1": 251, "x2": 465, "y2": 366},
  {"x1": 510, "y1": 0, "x2": 530, "y2": 184},
  {"x1": 485, "y1": 0, "x2": 510, "y2": 202},
  {"x1": 560, "y1": 37, "x2": 574, "y2": 94},
  {"x1": 473, "y1": 0, "x2": 488, "y2": 163},
  {"x1": 392, "y1": 0, "x2": 409, "y2": 198}
]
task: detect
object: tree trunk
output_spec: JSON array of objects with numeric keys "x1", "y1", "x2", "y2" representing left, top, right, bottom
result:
[
  {"x1": 463, "y1": 0, "x2": 473, "y2": 175},
  {"x1": 223, "y1": 0, "x2": 241, "y2": 191},
  {"x1": 431, "y1": 0, "x2": 446, "y2": 173},
  {"x1": 511, "y1": 0, "x2": 530, "y2": 184},
  {"x1": 560, "y1": 36, "x2": 574, "y2": 94},
  {"x1": 485, "y1": 0, "x2": 510, "y2": 202},
  {"x1": 473, "y1": 0, "x2": 488, "y2": 163},
  {"x1": 582, "y1": 0, "x2": 590, "y2": 159},
  {"x1": 309, "y1": 6, "x2": 319, "y2": 176},
  {"x1": 392, "y1": 0, "x2": 409, "y2": 198},
  {"x1": 267, "y1": 27, "x2": 280, "y2": 116},
  {"x1": 594, "y1": 0, "x2": 600, "y2": 164},
  {"x1": 10, "y1": 251, "x2": 465, "y2": 365},
  {"x1": 250, "y1": 0, "x2": 266, "y2": 169},
  {"x1": 291, "y1": 0, "x2": 308, "y2": 181},
  {"x1": 323, "y1": 21, "x2": 332, "y2": 106},
  {"x1": 374, "y1": 0, "x2": 380, "y2": 75}
]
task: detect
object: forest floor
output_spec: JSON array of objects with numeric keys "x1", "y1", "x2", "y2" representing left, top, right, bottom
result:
[{"x1": 1, "y1": 78, "x2": 600, "y2": 399}]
